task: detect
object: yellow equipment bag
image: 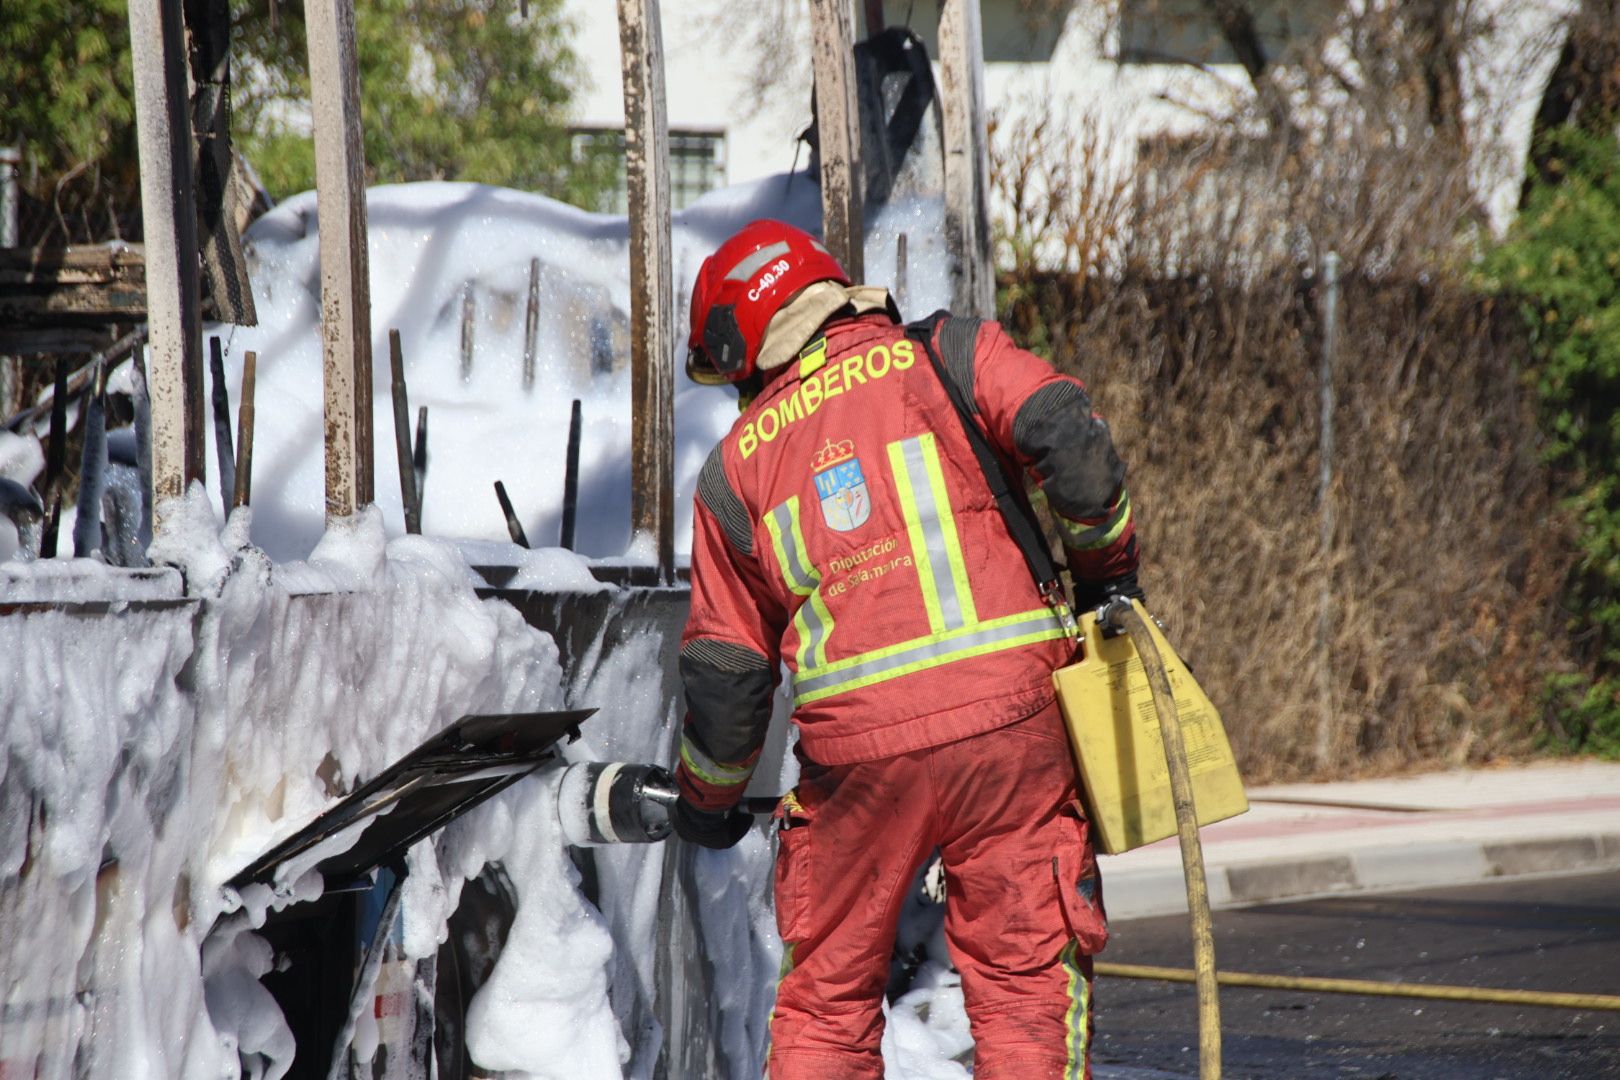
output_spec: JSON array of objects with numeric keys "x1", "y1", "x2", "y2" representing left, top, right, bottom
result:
[{"x1": 1053, "y1": 603, "x2": 1248, "y2": 854}]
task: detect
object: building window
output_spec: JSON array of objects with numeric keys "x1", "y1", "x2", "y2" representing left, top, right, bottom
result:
[
  {"x1": 1117, "y1": 0, "x2": 1337, "y2": 66},
  {"x1": 571, "y1": 128, "x2": 727, "y2": 214}
]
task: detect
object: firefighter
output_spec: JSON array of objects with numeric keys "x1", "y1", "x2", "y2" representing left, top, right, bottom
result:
[{"x1": 673, "y1": 220, "x2": 1139, "y2": 1080}]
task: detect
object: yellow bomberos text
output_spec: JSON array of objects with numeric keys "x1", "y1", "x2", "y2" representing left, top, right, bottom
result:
[{"x1": 739, "y1": 340, "x2": 916, "y2": 458}]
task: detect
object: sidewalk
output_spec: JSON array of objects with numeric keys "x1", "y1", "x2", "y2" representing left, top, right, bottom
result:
[{"x1": 1099, "y1": 759, "x2": 1620, "y2": 919}]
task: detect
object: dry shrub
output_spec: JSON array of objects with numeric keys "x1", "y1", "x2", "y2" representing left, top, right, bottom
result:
[{"x1": 992, "y1": 41, "x2": 1582, "y2": 781}]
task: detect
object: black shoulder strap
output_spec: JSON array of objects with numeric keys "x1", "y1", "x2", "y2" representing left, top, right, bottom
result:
[{"x1": 904, "y1": 312, "x2": 1075, "y2": 631}]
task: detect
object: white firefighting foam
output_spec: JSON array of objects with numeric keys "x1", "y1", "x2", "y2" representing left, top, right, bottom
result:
[{"x1": 0, "y1": 175, "x2": 979, "y2": 1079}]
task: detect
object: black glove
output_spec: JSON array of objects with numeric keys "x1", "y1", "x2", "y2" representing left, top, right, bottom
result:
[
  {"x1": 672, "y1": 798, "x2": 754, "y2": 850},
  {"x1": 1072, "y1": 570, "x2": 1145, "y2": 613}
]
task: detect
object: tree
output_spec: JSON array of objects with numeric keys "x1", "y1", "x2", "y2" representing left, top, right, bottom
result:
[
  {"x1": 232, "y1": 0, "x2": 616, "y2": 203},
  {"x1": 0, "y1": 0, "x2": 141, "y2": 245},
  {"x1": 0, "y1": 0, "x2": 610, "y2": 246}
]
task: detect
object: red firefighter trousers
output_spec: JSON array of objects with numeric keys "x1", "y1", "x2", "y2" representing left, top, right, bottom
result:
[{"x1": 768, "y1": 700, "x2": 1107, "y2": 1080}]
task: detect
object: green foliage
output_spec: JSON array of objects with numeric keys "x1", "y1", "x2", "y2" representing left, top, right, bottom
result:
[
  {"x1": 0, "y1": 0, "x2": 612, "y2": 242},
  {"x1": 1484, "y1": 126, "x2": 1620, "y2": 757},
  {"x1": 232, "y1": 0, "x2": 615, "y2": 204},
  {"x1": 0, "y1": 0, "x2": 141, "y2": 242}
]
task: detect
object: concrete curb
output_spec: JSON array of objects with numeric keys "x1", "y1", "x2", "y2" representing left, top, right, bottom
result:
[{"x1": 1104, "y1": 831, "x2": 1620, "y2": 919}]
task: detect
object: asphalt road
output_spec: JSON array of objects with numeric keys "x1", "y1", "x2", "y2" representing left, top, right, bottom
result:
[{"x1": 1092, "y1": 869, "x2": 1620, "y2": 1079}]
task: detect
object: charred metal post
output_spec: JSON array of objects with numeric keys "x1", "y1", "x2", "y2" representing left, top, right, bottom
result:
[
  {"x1": 129, "y1": 0, "x2": 207, "y2": 526},
  {"x1": 388, "y1": 330, "x2": 420, "y2": 534},
  {"x1": 938, "y1": 0, "x2": 995, "y2": 317},
  {"x1": 809, "y1": 0, "x2": 866, "y2": 279},
  {"x1": 304, "y1": 0, "x2": 375, "y2": 520},
  {"x1": 895, "y1": 232, "x2": 909, "y2": 316},
  {"x1": 460, "y1": 283, "x2": 476, "y2": 383},
  {"x1": 209, "y1": 336, "x2": 237, "y2": 512},
  {"x1": 413, "y1": 405, "x2": 428, "y2": 524},
  {"x1": 493, "y1": 481, "x2": 530, "y2": 548},
  {"x1": 617, "y1": 0, "x2": 675, "y2": 581},
  {"x1": 234, "y1": 350, "x2": 255, "y2": 508},
  {"x1": 40, "y1": 357, "x2": 70, "y2": 559},
  {"x1": 561, "y1": 398, "x2": 581, "y2": 551},
  {"x1": 523, "y1": 257, "x2": 540, "y2": 393}
]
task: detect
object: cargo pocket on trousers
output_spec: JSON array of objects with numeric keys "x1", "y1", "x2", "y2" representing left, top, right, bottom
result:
[
  {"x1": 773, "y1": 796, "x2": 814, "y2": 943},
  {"x1": 1053, "y1": 798, "x2": 1109, "y2": 955}
]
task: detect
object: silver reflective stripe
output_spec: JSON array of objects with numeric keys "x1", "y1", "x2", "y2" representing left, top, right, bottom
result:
[
  {"x1": 769, "y1": 499, "x2": 831, "y2": 669},
  {"x1": 724, "y1": 241, "x2": 793, "y2": 282},
  {"x1": 793, "y1": 610, "x2": 1062, "y2": 700},
  {"x1": 769, "y1": 501, "x2": 816, "y2": 591},
  {"x1": 900, "y1": 437, "x2": 967, "y2": 630}
]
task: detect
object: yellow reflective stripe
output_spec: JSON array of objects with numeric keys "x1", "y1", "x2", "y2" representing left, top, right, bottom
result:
[
  {"x1": 918, "y1": 435, "x2": 978, "y2": 627},
  {"x1": 679, "y1": 738, "x2": 754, "y2": 789},
  {"x1": 889, "y1": 439, "x2": 947, "y2": 634},
  {"x1": 1062, "y1": 940, "x2": 1091, "y2": 1078},
  {"x1": 793, "y1": 608, "x2": 1065, "y2": 704},
  {"x1": 1058, "y1": 488, "x2": 1132, "y2": 552}
]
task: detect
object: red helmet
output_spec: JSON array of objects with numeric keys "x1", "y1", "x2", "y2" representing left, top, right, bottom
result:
[{"x1": 686, "y1": 220, "x2": 850, "y2": 385}]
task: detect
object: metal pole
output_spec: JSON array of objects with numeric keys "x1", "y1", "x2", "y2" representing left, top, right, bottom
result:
[
  {"x1": 937, "y1": 0, "x2": 995, "y2": 317},
  {"x1": 523, "y1": 257, "x2": 540, "y2": 393},
  {"x1": 808, "y1": 0, "x2": 866, "y2": 280},
  {"x1": 561, "y1": 398, "x2": 581, "y2": 551},
  {"x1": 234, "y1": 350, "x2": 255, "y2": 509},
  {"x1": 1314, "y1": 251, "x2": 1340, "y2": 768},
  {"x1": 388, "y1": 330, "x2": 420, "y2": 534},
  {"x1": 460, "y1": 283, "x2": 476, "y2": 383},
  {"x1": 304, "y1": 0, "x2": 375, "y2": 521},
  {"x1": 617, "y1": 0, "x2": 675, "y2": 581},
  {"x1": 128, "y1": 0, "x2": 206, "y2": 527},
  {"x1": 493, "y1": 480, "x2": 530, "y2": 548},
  {"x1": 894, "y1": 232, "x2": 909, "y2": 316},
  {"x1": 209, "y1": 336, "x2": 237, "y2": 512}
]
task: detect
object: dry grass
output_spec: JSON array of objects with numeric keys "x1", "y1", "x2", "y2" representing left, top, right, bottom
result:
[{"x1": 992, "y1": 92, "x2": 1581, "y2": 783}]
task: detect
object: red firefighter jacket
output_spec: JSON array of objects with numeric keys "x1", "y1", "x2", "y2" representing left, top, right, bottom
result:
[{"x1": 675, "y1": 312, "x2": 1137, "y2": 811}]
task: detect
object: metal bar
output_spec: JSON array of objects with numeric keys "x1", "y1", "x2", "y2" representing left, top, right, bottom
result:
[
  {"x1": 617, "y1": 0, "x2": 675, "y2": 581},
  {"x1": 412, "y1": 405, "x2": 428, "y2": 526},
  {"x1": 40, "y1": 357, "x2": 70, "y2": 559},
  {"x1": 128, "y1": 0, "x2": 206, "y2": 526},
  {"x1": 209, "y1": 336, "x2": 236, "y2": 512},
  {"x1": 808, "y1": 0, "x2": 866, "y2": 279},
  {"x1": 522, "y1": 257, "x2": 540, "y2": 393},
  {"x1": 493, "y1": 480, "x2": 530, "y2": 548},
  {"x1": 73, "y1": 362, "x2": 109, "y2": 557},
  {"x1": 894, "y1": 231, "x2": 908, "y2": 316},
  {"x1": 1314, "y1": 251, "x2": 1340, "y2": 768},
  {"x1": 460, "y1": 283, "x2": 475, "y2": 383},
  {"x1": 304, "y1": 0, "x2": 375, "y2": 520},
  {"x1": 561, "y1": 398, "x2": 581, "y2": 550},
  {"x1": 233, "y1": 350, "x2": 255, "y2": 508},
  {"x1": 1097, "y1": 962, "x2": 1620, "y2": 1012},
  {"x1": 388, "y1": 330, "x2": 420, "y2": 534},
  {"x1": 937, "y1": 0, "x2": 995, "y2": 317}
]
